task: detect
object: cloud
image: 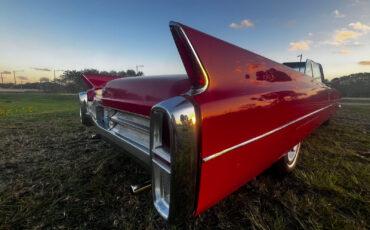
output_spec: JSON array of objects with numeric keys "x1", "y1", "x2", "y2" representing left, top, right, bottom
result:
[
  {"x1": 352, "y1": 41, "x2": 365, "y2": 46},
  {"x1": 349, "y1": 22, "x2": 370, "y2": 31},
  {"x1": 320, "y1": 28, "x2": 363, "y2": 46},
  {"x1": 358, "y1": 61, "x2": 370, "y2": 65},
  {"x1": 335, "y1": 30, "x2": 360, "y2": 41},
  {"x1": 17, "y1": 76, "x2": 28, "y2": 81},
  {"x1": 289, "y1": 40, "x2": 312, "y2": 51},
  {"x1": 31, "y1": 67, "x2": 51, "y2": 71},
  {"x1": 339, "y1": 50, "x2": 352, "y2": 54},
  {"x1": 1, "y1": 71, "x2": 11, "y2": 74},
  {"x1": 308, "y1": 32, "x2": 313, "y2": 36},
  {"x1": 230, "y1": 19, "x2": 254, "y2": 29},
  {"x1": 333, "y1": 10, "x2": 346, "y2": 18}
]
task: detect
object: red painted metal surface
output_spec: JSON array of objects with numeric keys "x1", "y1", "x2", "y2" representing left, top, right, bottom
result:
[
  {"x1": 86, "y1": 89, "x2": 96, "y2": 101},
  {"x1": 82, "y1": 74, "x2": 122, "y2": 89},
  {"x1": 102, "y1": 75, "x2": 190, "y2": 116},
  {"x1": 173, "y1": 24, "x2": 340, "y2": 215},
  {"x1": 84, "y1": 22, "x2": 340, "y2": 218}
]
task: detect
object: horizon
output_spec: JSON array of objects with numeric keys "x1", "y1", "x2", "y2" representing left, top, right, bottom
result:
[{"x1": 1, "y1": 0, "x2": 370, "y2": 84}]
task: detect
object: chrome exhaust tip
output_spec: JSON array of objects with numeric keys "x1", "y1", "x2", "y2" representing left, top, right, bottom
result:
[
  {"x1": 130, "y1": 180, "x2": 151, "y2": 194},
  {"x1": 90, "y1": 133, "x2": 101, "y2": 139}
]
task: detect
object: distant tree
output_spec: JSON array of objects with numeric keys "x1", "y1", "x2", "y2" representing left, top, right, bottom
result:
[
  {"x1": 29, "y1": 68, "x2": 145, "y2": 93},
  {"x1": 109, "y1": 70, "x2": 117, "y2": 76},
  {"x1": 40, "y1": 77, "x2": 50, "y2": 82},
  {"x1": 117, "y1": 71, "x2": 127, "y2": 77},
  {"x1": 99, "y1": 71, "x2": 109, "y2": 75},
  {"x1": 126, "y1": 69, "x2": 136, "y2": 77},
  {"x1": 330, "y1": 72, "x2": 370, "y2": 97}
]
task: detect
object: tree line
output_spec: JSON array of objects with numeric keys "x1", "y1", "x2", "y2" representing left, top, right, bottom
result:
[
  {"x1": 329, "y1": 72, "x2": 370, "y2": 98},
  {"x1": 0, "y1": 69, "x2": 143, "y2": 93},
  {"x1": 1, "y1": 69, "x2": 369, "y2": 97}
]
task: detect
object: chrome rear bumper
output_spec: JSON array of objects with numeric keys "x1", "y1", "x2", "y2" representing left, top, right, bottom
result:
[{"x1": 79, "y1": 92, "x2": 151, "y2": 169}]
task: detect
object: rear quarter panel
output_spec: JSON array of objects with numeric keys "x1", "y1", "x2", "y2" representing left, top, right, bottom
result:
[{"x1": 178, "y1": 24, "x2": 339, "y2": 215}]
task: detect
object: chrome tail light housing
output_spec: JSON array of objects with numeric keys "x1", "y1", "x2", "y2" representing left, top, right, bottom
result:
[{"x1": 150, "y1": 96, "x2": 200, "y2": 221}]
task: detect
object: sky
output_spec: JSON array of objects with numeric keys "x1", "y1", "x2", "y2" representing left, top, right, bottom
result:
[{"x1": 0, "y1": 0, "x2": 369, "y2": 83}]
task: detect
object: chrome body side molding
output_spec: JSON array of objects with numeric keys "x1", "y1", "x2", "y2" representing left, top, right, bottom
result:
[{"x1": 202, "y1": 103, "x2": 337, "y2": 162}]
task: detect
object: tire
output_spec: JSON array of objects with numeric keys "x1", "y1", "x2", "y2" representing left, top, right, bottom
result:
[
  {"x1": 322, "y1": 119, "x2": 330, "y2": 126},
  {"x1": 275, "y1": 142, "x2": 301, "y2": 175}
]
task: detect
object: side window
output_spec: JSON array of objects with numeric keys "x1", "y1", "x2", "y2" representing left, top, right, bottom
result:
[
  {"x1": 312, "y1": 62, "x2": 322, "y2": 82},
  {"x1": 305, "y1": 61, "x2": 313, "y2": 77}
]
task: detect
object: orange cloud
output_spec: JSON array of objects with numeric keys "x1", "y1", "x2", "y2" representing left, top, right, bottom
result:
[
  {"x1": 358, "y1": 61, "x2": 370, "y2": 65},
  {"x1": 349, "y1": 22, "x2": 370, "y2": 31},
  {"x1": 289, "y1": 40, "x2": 312, "y2": 51},
  {"x1": 335, "y1": 30, "x2": 360, "y2": 41},
  {"x1": 340, "y1": 50, "x2": 352, "y2": 54},
  {"x1": 230, "y1": 19, "x2": 254, "y2": 29}
]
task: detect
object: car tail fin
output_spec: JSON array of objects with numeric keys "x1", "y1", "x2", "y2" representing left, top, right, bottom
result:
[
  {"x1": 170, "y1": 22, "x2": 209, "y2": 94},
  {"x1": 170, "y1": 22, "x2": 296, "y2": 94},
  {"x1": 82, "y1": 74, "x2": 121, "y2": 89}
]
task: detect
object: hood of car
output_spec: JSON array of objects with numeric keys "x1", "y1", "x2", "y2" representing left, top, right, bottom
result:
[{"x1": 101, "y1": 74, "x2": 191, "y2": 116}]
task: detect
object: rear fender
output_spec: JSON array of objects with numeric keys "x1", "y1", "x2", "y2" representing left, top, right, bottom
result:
[{"x1": 82, "y1": 74, "x2": 121, "y2": 89}]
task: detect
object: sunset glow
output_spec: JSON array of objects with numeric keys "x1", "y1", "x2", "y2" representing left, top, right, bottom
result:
[{"x1": 1, "y1": 0, "x2": 369, "y2": 83}]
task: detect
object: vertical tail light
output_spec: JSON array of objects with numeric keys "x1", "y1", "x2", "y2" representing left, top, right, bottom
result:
[
  {"x1": 150, "y1": 96, "x2": 200, "y2": 222},
  {"x1": 170, "y1": 22, "x2": 209, "y2": 93},
  {"x1": 151, "y1": 110, "x2": 172, "y2": 219}
]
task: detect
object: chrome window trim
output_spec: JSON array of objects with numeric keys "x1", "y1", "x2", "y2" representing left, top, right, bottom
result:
[
  {"x1": 202, "y1": 103, "x2": 337, "y2": 162},
  {"x1": 169, "y1": 21, "x2": 210, "y2": 96}
]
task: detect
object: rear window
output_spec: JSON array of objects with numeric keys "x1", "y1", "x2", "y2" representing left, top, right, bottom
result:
[
  {"x1": 305, "y1": 61, "x2": 313, "y2": 77},
  {"x1": 312, "y1": 62, "x2": 322, "y2": 82}
]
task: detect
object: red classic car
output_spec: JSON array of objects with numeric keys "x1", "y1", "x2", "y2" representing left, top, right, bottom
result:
[{"x1": 78, "y1": 22, "x2": 340, "y2": 222}]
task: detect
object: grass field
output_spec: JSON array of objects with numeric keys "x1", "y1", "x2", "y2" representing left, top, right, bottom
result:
[{"x1": 0, "y1": 93, "x2": 369, "y2": 229}]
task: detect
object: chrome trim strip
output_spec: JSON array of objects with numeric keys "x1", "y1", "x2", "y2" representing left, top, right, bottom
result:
[
  {"x1": 202, "y1": 103, "x2": 336, "y2": 163},
  {"x1": 152, "y1": 158, "x2": 171, "y2": 174},
  {"x1": 110, "y1": 115, "x2": 150, "y2": 133},
  {"x1": 169, "y1": 21, "x2": 209, "y2": 95},
  {"x1": 103, "y1": 104, "x2": 150, "y2": 119},
  {"x1": 152, "y1": 147, "x2": 171, "y2": 163},
  {"x1": 92, "y1": 114, "x2": 151, "y2": 168}
]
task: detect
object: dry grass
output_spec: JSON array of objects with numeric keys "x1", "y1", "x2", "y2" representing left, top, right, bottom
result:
[{"x1": 0, "y1": 93, "x2": 369, "y2": 229}]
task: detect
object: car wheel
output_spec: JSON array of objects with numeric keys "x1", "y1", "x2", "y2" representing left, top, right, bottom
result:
[
  {"x1": 275, "y1": 142, "x2": 301, "y2": 175},
  {"x1": 322, "y1": 119, "x2": 330, "y2": 126}
]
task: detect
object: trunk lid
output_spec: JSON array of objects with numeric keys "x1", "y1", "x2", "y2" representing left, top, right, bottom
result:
[{"x1": 101, "y1": 75, "x2": 190, "y2": 116}]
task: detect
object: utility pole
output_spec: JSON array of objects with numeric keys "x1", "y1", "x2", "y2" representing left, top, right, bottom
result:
[
  {"x1": 297, "y1": 54, "x2": 303, "y2": 62},
  {"x1": 54, "y1": 69, "x2": 64, "y2": 82},
  {"x1": 136, "y1": 65, "x2": 144, "y2": 75},
  {"x1": 0, "y1": 71, "x2": 11, "y2": 85},
  {"x1": 13, "y1": 70, "x2": 24, "y2": 85}
]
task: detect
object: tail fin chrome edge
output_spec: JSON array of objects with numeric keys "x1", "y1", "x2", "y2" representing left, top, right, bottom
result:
[{"x1": 169, "y1": 21, "x2": 209, "y2": 95}]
